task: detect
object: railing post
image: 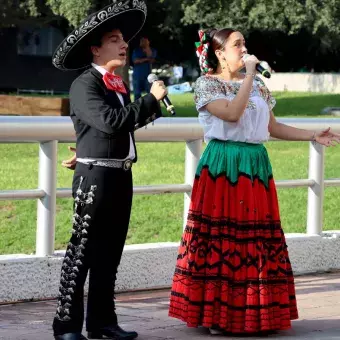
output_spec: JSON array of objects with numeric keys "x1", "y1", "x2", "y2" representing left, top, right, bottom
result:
[
  {"x1": 183, "y1": 139, "x2": 202, "y2": 230},
  {"x1": 36, "y1": 141, "x2": 58, "y2": 256},
  {"x1": 307, "y1": 141, "x2": 325, "y2": 235}
]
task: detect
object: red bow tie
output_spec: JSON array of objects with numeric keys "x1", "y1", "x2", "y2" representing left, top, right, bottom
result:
[{"x1": 102, "y1": 72, "x2": 127, "y2": 94}]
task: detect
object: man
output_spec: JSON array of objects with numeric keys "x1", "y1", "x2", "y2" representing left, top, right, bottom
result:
[
  {"x1": 132, "y1": 36, "x2": 157, "y2": 99},
  {"x1": 51, "y1": 1, "x2": 167, "y2": 340}
]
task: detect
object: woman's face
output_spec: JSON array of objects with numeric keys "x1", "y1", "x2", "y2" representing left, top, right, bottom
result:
[{"x1": 217, "y1": 31, "x2": 247, "y2": 72}]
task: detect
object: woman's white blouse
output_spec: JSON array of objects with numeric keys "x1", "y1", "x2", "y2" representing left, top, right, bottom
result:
[{"x1": 194, "y1": 75, "x2": 276, "y2": 144}]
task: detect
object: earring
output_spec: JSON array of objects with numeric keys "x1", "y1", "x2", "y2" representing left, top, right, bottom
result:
[{"x1": 222, "y1": 59, "x2": 231, "y2": 73}]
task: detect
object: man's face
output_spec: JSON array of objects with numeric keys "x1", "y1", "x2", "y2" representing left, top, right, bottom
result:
[
  {"x1": 140, "y1": 37, "x2": 150, "y2": 48},
  {"x1": 91, "y1": 29, "x2": 128, "y2": 67}
]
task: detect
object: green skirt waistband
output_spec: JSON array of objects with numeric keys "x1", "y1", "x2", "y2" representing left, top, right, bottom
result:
[
  {"x1": 196, "y1": 139, "x2": 273, "y2": 187},
  {"x1": 218, "y1": 140, "x2": 265, "y2": 148}
]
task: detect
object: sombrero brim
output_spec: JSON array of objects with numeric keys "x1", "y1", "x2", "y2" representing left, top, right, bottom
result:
[{"x1": 52, "y1": 0, "x2": 147, "y2": 71}]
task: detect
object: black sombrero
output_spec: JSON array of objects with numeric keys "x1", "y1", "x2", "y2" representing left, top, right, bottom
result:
[{"x1": 52, "y1": 0, "x2": 147, "y2": 71}]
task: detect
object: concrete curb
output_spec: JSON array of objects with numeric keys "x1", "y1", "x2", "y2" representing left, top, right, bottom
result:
[{"x1": 1, "y1": 233, "x2": 340, "y2": 303}]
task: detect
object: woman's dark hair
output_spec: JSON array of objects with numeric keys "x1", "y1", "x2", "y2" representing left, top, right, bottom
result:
[{"x1": 205, "y1": 28, "x2": 236, "y2": 72}]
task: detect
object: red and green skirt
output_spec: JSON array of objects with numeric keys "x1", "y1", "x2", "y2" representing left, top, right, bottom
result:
[{"x1": 169, "y1": 140, "x2": 298, "y2": 334}]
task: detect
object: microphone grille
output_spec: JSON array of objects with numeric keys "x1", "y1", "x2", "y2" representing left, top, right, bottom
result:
[
  {"x1": 242, "y1": 54, "x2": 250, "y2": 61},
  {"x1": 259, "y1": 61, "x2": 270, "y2": 69},
  {"x1": 147, "y1": 73, "x2": 158, "y2": 84}
]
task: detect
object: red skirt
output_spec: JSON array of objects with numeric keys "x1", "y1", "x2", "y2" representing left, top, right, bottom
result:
[{"x1": 169, "y1": 140, "x2": 298, "y2": 333}]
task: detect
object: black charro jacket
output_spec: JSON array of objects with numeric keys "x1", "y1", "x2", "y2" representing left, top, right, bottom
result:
[{"x1": 69, "y1": 67, "x2": 162, "y2": 161}]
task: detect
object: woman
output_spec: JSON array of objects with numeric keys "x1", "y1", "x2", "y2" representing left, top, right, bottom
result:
[{"x1": 168, "y1": 28, "x2": 340, "y2": 335}]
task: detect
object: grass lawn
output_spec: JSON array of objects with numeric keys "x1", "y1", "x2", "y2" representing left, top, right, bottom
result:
[
  {"x1": 1, "y1": 91, "x2": 340, "y2": 254},
  {"x1": 171, "y1": 91, "x2": 340, "y2": 117}
]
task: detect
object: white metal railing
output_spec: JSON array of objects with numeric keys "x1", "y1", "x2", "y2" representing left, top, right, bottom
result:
[{"x1": 1, "y1": 116, "x2": 340, "y2": 256}]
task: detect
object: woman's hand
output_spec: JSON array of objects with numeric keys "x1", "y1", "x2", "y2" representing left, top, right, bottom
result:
[
  {"x1": 243, "y1": 54, "x2": 259, "y2": 75},
  {"x1": 315, "y1": 128, "x2": 340, "y2": 147}
]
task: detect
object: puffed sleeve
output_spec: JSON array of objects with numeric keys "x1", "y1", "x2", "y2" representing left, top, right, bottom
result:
[
  {"x1": 194, "y1": 76, "x2": 228, "y2": 111},
  {"x1": 254, "y1": 76, "x2": 276, "y2": 110}
]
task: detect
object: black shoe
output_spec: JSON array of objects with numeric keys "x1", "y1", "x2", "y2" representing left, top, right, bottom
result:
[
  {"x1": 55, "y1": 333, "x2": 88, "y2": 340},
  {"x1": 88, "y1": 325, "x2": 138, "y2": 339}
]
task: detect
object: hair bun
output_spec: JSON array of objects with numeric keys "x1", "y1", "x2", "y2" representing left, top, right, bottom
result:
[{"x1": 203, "y1": 28, "x2": 217, "y2": 43}]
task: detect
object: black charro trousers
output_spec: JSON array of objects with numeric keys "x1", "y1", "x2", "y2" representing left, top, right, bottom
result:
[{"x1": 53, "y1": 162, "x2": 133, "y2": 336}]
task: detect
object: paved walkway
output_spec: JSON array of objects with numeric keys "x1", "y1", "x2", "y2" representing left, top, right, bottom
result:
[{"x1": 1, "y1": 272, "x2": 340, "y2": 340}]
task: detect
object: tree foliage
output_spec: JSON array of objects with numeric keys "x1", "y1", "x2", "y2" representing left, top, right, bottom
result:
[
  {"x1": 0, "y1": 0, "x2": 56, "y2": 27},
  {"x1": 2, "y1": 0, "x2": 340, "y2": 71},
  {"x1": 45, "y1": 0, "x2": 94, "y2": 27},
  {"x1": 45, "y1": 0, "x2": 184, "y2": 39},
  {"x1": 181, "y1": 0, "x2": 340, "y2": 49},
  {"x1": 3, "y1": 0, "x2": 340, "y2": 47}
]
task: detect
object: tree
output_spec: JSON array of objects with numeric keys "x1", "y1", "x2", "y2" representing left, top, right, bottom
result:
[
  {"x1": 45, "y1": 0, "x2": 94, "y2": 27},
  {"x1": 43, "y1": 0, "x2": 187, "y2": 81},
  {"x1": 0, "y1": 0, "x2": 63, "y2": 28},
  {"x1": 45, "y1": 0, "x2": 170, "y2": 28},
  {"x1": 4, "y1": 0, "x2": 338, "y2": 71},
  {"x1": 181, "y1": 0, "x2": 340, "y2": 50}
]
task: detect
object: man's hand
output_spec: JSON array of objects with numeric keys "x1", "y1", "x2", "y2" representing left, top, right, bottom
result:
[
  {"x1": 62, "y1": 146, "x2": 77, "y2": 170},
  {"x1": 134, "y1": 58, "x2": 149, "y2": 64},
  {"x1": 143, "y1": 47, "x2": 153, "y2": 57},
  {"x1": 150, "y1": 80, "x2": 168, "y2": 101}
]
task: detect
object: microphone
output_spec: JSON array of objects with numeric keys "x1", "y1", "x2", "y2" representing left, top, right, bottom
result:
[
  {"x1": 243, "y1": 54, "x2": 271, "y2": 78},
  {"x1": 147, "y1": 74, "x2": 176, "y2": 115}
]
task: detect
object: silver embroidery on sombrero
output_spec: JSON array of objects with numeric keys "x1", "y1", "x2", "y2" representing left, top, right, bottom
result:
[
  {"x1": 55, "y1": 177, "x2": 97, "y2": 322},
  {"x1": 52, "y1": 0, "x2": 147, "y2": 70},
  {"x1": 133, "y1": 0, "x2": 147, "y2": 10}
]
